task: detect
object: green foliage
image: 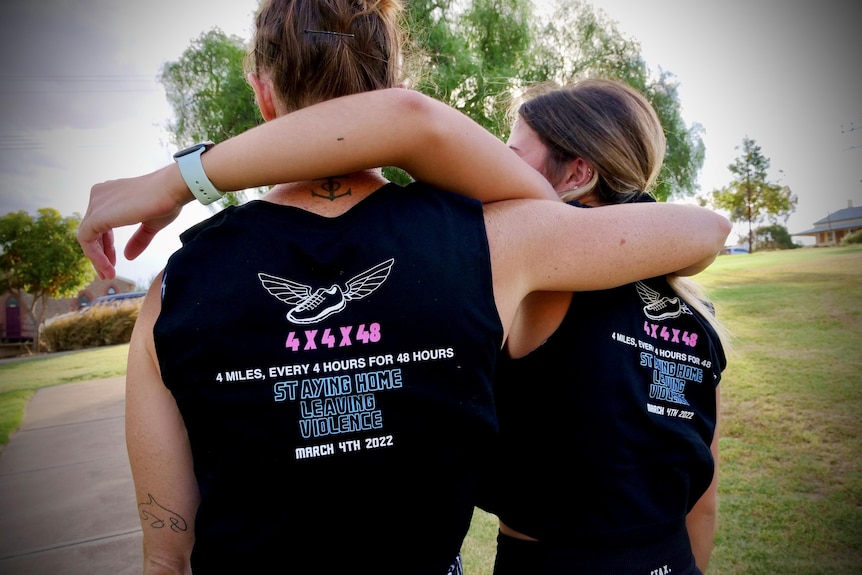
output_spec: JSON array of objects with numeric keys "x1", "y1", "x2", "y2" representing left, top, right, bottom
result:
[
  {"x1": 0, "y1": 208, "x2": 94, "y2": 351},
  {"x1": 406, "y1": 0, "x2": 537, "y2": 139},
  {"x1": 526, "y1": 0, "x2": 704, "y2": 200},
  {"x1": 161, "y1": 28, "x2": 260, "y2": 145},
  {"x1": 536, "y1": 0, "x2": 641, "y2": 79},
  {"x1": 841, "y1": 229, "x2": 862, "y2": 245},
  {"x1": 160, "y1": 29, "x2": 264, "y2": 208},
  {"x1": 644, "y1": 71, "x2": 705, "y2": 200},
  {"x1": 755, "y1": 223, "x2": 799, "y2": 250},
  {"x1": 406, "y1": 0, "x2": 705, "y2": 200},
  {"x1": 708, "y1": 137, "x2": 797, "y2": 251},
  {"x1": 159, "y1": 1, "x2": 703, "y2": 202},
  {"x1": 40, "y1": 299, "x2": 142, "y2": 352},
  {"x1": 0, "y1": 208, "x2": 92, "y2": 298}
]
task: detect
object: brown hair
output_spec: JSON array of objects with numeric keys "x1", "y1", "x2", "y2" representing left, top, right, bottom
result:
[
  {"x1": 518, "y1": 79, "x2": 732, "y2": 350},
  {"x1": 516, "y1": 78, "x2": 666, "y2": 204},
  {"x1": 246, "y1": 0, "x2": 406, "y2": 113}
]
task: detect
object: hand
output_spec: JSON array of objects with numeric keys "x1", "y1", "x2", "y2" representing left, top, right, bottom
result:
[{"x1": 77, "y1": 165, "x2": 192, "y2": 279}]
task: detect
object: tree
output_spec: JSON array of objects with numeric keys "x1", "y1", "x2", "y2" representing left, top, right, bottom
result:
[
  {"x1": 0, "y1": 209, "x2": 94, "y2": 351},
  {"x1": 754, "y1": 223, "x2": 798, "y2": 251},
  {"x1": 406, "y1": 0, "x2": 538, "y2": 139},
  {"x1": 160, "y1": 1, "x2": 704, "y2": 202},
  {"x1": 407, "y1": 0, "x2": 705, "y2": 200},
  {"x1": 534, "y1": 0, "x2": 706, "y2": 199},
  {"x1": 643, "y1": 70, "x2": 705, "y2": 201},
  {"x1": 160, "y1": 29, "x2": 263, "y2": 206},
  {"x1": 708, "y1": 137, "x2": 797, "y2": 252}
]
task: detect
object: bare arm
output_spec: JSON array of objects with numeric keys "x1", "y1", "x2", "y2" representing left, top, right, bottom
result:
[
  {"x1": 78, "y1": 89, "x2": 557, "y2": 279},
  {"x1": 203, "y1": 89, "x2": 556, "y2": 202},
  {"x1": 487, "y1": 199, "x2": 731, "y2": 339},
  {"x1": 687, "y1": 385, "x2": 721, "y2": 572},
  {"x1": 126, "y1": 277, "x2": 199, "y2": 574},
  {"x1": 490, "y1": 200, "x2": 730, "y2": 293},
  {"x1": 673, "y1": 253, "x2": 719, "y2": 277}
]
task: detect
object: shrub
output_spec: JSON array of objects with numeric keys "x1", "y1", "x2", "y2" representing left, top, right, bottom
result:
[
  {"x1": 755, "y1": 223, "x2": 798, "y2": 250},
  {"x1": 41, "y1": 299, "x2": 142, "y2": 352},
  {"x1": 841, "y1": 229, "x2": 862, "y2": 245}
]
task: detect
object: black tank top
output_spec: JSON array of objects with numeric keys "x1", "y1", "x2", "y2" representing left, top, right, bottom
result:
[
  {"x1": 154, "y1": 183, "x2": 503, "y2": 573},
  {"x1": 484, "y1": 274, "x2": 725, "y2": 547}
]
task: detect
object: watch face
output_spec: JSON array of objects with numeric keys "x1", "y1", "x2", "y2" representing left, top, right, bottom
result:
[{"x1": 173, "y1": 142, "x2": 213, "y2": 159}]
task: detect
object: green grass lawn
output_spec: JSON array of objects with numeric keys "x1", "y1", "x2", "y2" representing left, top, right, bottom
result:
[
  {"x1": 0, "y1": 344, "x2": 130, "y2": 446},
  {"x1": 700, "y1": 246, "x2": 862, "y2": 574},
  {"x1": 1, "y1": 246, "x2": 860, "y2": 573}
]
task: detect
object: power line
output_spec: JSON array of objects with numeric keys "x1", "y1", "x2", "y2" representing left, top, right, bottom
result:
[
  {"x1": 0, "y1": 74, "x2": 156, "y2": 80},
  {"x1": 0, "y1": 74, "x2": 161, "y2": 94},
  {"x1": 0, "y1": 135, "x2": 43, "y2": 151}
]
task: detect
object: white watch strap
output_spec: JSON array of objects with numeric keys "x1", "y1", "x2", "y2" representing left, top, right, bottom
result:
[{"x1": 175, "y1": 144, "x2": 224, "y2": 205}]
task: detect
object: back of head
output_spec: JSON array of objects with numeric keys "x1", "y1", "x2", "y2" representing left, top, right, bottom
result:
[
  {"x1": 247, "y1": 0, "x2": 405, "y2": 112},
  {"x1": 519, "y1": 80, "x2": 733, "y2": 349},
  {"x1": 517, "y1": 78, "x2": 666, "y2": 205}
]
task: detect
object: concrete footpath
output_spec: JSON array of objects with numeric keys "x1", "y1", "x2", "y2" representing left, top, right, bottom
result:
[{"x1": 0, "y1": 377, "x2": 142, "y2": 574}]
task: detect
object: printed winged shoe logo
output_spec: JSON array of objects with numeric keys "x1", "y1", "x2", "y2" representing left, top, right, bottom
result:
[
  {"x1": 259, "y1": 258, "x2": 395, "y2": 324},
  {"x1": 635, "y1": 281, "x2": 692, "y2": 321}
]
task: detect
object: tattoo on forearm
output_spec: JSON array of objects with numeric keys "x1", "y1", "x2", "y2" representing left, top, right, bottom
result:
[
  {"x1": 313, "y1": 176, "x2": 351, "y2": 201},
  {"x1": 138, "y1": 494, "x2": 188, "y2": 533}
]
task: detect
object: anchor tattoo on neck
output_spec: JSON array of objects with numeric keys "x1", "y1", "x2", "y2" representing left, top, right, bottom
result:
[{"x1": 313, "y1": 176, "x2": 351, "y2": 201}]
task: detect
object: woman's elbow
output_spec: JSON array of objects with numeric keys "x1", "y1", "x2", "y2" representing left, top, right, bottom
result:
[{"x1": 714, "y1": 212, "x2": 732, "y2": 249}]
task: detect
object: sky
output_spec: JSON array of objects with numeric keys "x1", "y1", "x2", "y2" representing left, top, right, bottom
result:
[{"x1": 1, "y1": 0, "x2": 860, "y2": 286}]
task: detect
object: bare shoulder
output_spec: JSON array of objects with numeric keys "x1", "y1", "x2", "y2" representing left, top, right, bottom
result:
[
  {"x1": 483, "y1": 197, "x2": 564, "y2": 230},
  {"x1": 483, "y1": 199, "x2": 565, "y2": 333},
  {"x1": 135, "y1": 272, "x2": 164, "y2": 334},
  {"x1": 483, "y1": 198, "x2": 569, "y2": 260}
]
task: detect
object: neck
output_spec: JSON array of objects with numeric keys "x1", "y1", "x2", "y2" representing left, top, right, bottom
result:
[
  {"x1": 565, "y1": 190, "x2": 600, "y2": 207},
  {"x1": 262, "y1": 169, "x2": 389, "y2": 216}
]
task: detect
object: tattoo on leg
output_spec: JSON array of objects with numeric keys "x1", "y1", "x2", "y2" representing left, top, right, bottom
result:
[
  {"x1": 313, "y1": 176, "x2": 351, "y2": 201},
  {"x1": 139, "y1": 494, "x2": 188, "y2": 533}
]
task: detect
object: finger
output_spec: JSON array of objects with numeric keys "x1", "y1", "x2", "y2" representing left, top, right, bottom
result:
[
  {"x1": 124, "y1": 225, "x2": 158, "y2": 260},
  {"x1": 103, "y1": 229, "x2": 116, "y2": 267},
  {"x1": 80, "y1": 239, "x2": 116, "y2": 280}
]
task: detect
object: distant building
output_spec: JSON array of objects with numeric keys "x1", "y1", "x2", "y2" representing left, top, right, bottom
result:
[
  {"x1": 1, "y1": 276, "x2": 136, "y2": 342},
  {"x1": 792, "y1": 201, "x2": 862, "y2": 247}
]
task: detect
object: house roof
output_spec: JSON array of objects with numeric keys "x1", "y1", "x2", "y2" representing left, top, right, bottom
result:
[
  {"x1": 811, "y1": 205, "x2": 862, "y2": 225},
  {"x1": 793, "y1": 221, "x2": 861, "y2": 235},
  {"x1": 792, "y1": 205, "x2": 862, "y2": 236}
]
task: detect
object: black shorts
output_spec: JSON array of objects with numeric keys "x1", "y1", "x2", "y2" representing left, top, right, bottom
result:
[
  {"x1": 447, "y1": 553, "x2": 463, "y2": 575},
  {"x1": 492, "y1": 529, "x2": 702, "y2": 575}
]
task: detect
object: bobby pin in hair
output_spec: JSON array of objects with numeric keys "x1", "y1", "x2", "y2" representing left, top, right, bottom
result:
[{"x1": 304, "y1": 29, "x2": 355, "y2": 38}]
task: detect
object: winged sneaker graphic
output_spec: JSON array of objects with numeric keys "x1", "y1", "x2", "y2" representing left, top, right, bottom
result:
[
  {"x1": 259, "y1": 258, "x2": 395, "y2": 324},
  {"x1": 635, "y1": 281, "x2": 692, "y2": 321}
]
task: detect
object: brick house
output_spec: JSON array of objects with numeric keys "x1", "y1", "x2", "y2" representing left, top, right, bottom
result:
[
  {"x1": 1, "y1": 276, "x2": 136, "y2": 342},
  {"x1": 793, "y1": 201, "x2": 862, "y2": 247}
]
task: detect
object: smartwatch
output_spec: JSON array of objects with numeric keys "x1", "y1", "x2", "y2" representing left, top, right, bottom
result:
[{"x1": 173, "y1": 142, "x2": 224, "y2": 205}]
